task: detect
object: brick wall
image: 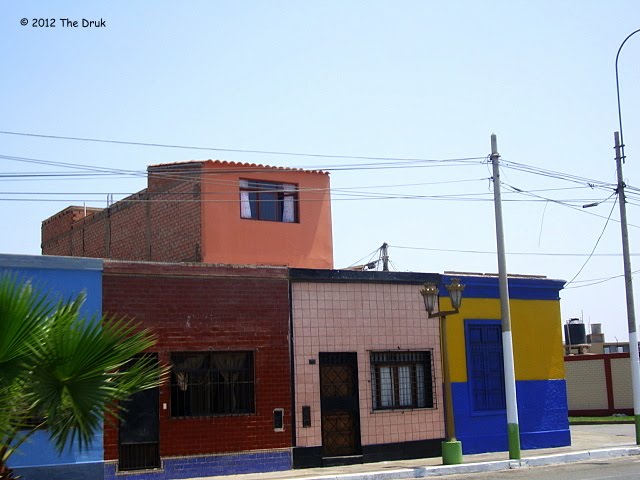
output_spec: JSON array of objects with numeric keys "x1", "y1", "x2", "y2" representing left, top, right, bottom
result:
[
  {"x1": 102, "y1": 261, "x2": 292, "y2": 460},
  {"x1": 42, "y1": 179, "x2": 202, "y2": 262},
  {"x1": 565, "y1": 353, "x2": 633, "y2": 415},
  {"x1": 42, "y1": 206, "x2": 102, "y2": 256}
]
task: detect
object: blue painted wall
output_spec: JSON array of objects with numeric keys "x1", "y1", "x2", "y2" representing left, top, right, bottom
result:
[
  {"x1": 452, "y1": 380, "x2": 570, "y2": 454},
  {"x1": 0, "y1": 254, "x2": 104, "y2": 480}
]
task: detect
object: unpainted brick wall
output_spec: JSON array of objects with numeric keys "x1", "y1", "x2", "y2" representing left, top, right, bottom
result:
[
  {"x1": 41, "y1": 177, "x2": 202, "y2": 262},
  {"x1": 102, "y1": 261, "x2": 292, "y2": 460}
]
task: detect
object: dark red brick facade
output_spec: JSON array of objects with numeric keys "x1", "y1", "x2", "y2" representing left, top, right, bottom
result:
[
  {"x1": 42, "y1": 164, "x2": 202, "y2": 262},
  {"x1": 102, "y1": 260, "x2": 292, "y2": 460}
]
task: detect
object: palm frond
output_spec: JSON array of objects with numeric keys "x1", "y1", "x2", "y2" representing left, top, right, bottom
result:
[{"x1": 0, "y1": 275, "x2": 166, "y2": 464}]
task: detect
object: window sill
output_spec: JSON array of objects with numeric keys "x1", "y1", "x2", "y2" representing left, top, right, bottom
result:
[
  {"x1": 371, "y1": 406, "x2": 436, "y2": 414},
  {"x1": 169, "y1": 412, "x2": 256, "y2": 419},
  {"x1": 240, "y1": 217, "x2": 299, "y2": 224}
]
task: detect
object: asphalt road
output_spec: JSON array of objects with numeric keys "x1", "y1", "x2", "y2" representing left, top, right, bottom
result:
[{"x1": 411, "y1": 455, "x2": 640, "y2": 480}]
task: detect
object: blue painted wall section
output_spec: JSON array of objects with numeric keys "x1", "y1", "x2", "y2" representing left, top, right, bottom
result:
[
  {"x1": 440, "y1": 274, "x2": 564, "y2": 301},
  {"x1": 0, "y1": 254, "x2": 104, "y2": 480},
  {"x1": 103, "y1": 450, "x2": 292, "y2": 480},
  {"x1": 452, "y1": 380, "x2": 570, "y2": 454}
]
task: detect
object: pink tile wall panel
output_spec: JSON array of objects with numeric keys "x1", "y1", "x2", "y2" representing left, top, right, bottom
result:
[{"x1": 292, "y1": 282, "x2": 445, "y2": 448}]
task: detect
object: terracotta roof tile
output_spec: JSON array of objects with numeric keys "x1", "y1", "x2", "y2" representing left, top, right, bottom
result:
[{"x1": 147, "y1": 159, "x2": 329, "y2": 175}]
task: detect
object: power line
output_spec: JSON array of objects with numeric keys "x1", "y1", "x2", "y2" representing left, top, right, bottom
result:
[
  {"x1": 564, "y1": 269, "x2": 640, "y2": 289},
  {"x1": 501, "y1": 182, "x2": 640, "y2": 228},
  {"x1": 564, "y1": 195, "x2": 618, "y2": 287},
  {"x1": 390, "y1": 244, "x2": 638, "y2": 257},
  {"x1": 500, "y1": 159, "x2": 615, "y2": 189},
  {"x1": 0, "y1": 130, "x2": 486, "y2": 163}
]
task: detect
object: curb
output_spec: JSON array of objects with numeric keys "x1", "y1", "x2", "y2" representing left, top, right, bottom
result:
[{"x1": 285, "y1": 447, "x2": 640, "y2": 480}]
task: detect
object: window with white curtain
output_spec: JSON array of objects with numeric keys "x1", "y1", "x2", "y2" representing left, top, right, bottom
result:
[
  {"x1": 371, "y1": 351, "x2": 433, "y2": 410},
  {"x1": 239, "y1": 179, "x2": 298, "y2": 223}
]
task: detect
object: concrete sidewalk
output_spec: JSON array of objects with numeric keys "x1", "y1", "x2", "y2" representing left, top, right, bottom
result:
[{"x1": 193, "y1": 425, "x2": 640, "y2": 480}]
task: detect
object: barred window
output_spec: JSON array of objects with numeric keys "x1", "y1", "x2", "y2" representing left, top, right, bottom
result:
[
  {"x1": 239, "y1": 179, "x2": 298, "y2": 223},
  {"x1": 370, "y1": 351, "x2": 434, "y2": 410},
  {"x1": 170, "y1": 351, "x2": 254, "y2": 417}
]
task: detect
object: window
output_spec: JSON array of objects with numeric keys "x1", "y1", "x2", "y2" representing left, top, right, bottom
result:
[
  {"x1": 370, "y1": 351, "x2": 433, "y2": 410},
  {"x1": 239, "y1": 179, "x2": 298, "y2": 222},
  {"x1": 466, "y1": 321, "x2": 506, "y2": 412},
  {"x1": 170, "y1": 351, "x2": 254, "y2": 417}
]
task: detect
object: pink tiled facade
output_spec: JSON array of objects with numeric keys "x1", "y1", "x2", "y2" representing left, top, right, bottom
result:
[{"x1": 292, "y1": 281, "x2": 445, "y2": 449}]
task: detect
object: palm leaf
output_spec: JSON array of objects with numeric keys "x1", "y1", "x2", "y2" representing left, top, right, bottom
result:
[{"x1": 0, "y1": 275, "x2": 166, "y2": 463}]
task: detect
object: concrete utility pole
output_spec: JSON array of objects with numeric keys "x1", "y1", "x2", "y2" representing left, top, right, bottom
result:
[
  {"x1": 614, "y1": 27, "x2": 640, "y2": 444},
  {"x1": 490, "y1": 134, "x2": 521, "y2": 459},
  {"x1": 614, "y1": 131, "x2": 640, "y2": 443}
]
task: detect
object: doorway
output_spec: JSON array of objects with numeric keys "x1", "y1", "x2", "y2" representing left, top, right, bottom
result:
[{"x1": 319, "y1": 352, "x2": 362, "y2": 461}]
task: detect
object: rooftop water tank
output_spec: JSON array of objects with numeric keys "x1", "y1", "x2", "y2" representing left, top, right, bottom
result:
[{"x1": 564, "y1": 318, "x2": 587, "y2": 346}]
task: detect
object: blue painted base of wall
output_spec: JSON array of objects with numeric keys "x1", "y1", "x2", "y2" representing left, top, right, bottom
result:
[
  {"x1": 104, "y1": 450, "x2": 292, "y2": 480},
  {"x1": 452, "y1": 379, "x2": 571, "y2": 455},
  {"x1": 12, "y1": 462, "x2": 104, "y2": 480}
]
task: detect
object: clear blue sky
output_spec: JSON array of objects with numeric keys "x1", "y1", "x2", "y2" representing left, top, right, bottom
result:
[{"x1": 2, "y1": 1, "x2": 640, "y2": 342}]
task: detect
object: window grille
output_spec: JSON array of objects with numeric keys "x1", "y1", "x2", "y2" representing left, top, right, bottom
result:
[
  {"x1": 370, "y1": 351, "x2": 434, "y2": 410},
  {"x1": 170, "y1": 351, "x2": 255, "y2": 417},
  {"x1": 466, "y1": 322, "x2": 506, "y2": 411}
]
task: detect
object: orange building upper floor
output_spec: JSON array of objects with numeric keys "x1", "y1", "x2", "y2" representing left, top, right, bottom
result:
[{"x1": 41, "y1": 160, "x2": 334, "y2": 269}]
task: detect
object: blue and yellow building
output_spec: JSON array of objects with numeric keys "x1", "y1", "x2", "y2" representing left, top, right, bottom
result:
[{"x1": 439, "y1": 273, "x2": 570, "y2": 454}]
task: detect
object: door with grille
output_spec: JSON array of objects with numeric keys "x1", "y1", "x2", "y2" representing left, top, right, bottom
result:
[
  {"x1": 319, "y1": 352, "x2": 362, "y2": 459},
  {"x1": 118, "y1": 355, "x2": 160, "y2": 471}
]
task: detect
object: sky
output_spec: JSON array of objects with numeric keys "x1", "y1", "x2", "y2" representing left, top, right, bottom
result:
[{"x1": 1, "y1": 1, "x2": 640, "y2": 342}]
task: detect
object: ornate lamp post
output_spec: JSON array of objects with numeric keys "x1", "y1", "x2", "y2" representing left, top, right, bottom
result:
[{"x1": 421, "y1": 278, "x2": 465, "y2": 465}]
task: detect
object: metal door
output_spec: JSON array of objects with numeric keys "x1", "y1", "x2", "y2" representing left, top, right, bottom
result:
[
  {"x1": 319, "y1": 352, "x2": 362, "y2": 458},
  {"x1": 118, "y1": 355, "x2": 160, "y2": 471}
]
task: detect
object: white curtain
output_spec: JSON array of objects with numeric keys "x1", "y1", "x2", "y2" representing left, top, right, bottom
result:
[
  {"x1": 239, "y1": 180, "x2": 252, "y2": 218},
  {"x1": 379, "y1": 366, "x2": 394, "y2": 407},
  {"x1": 416, "y1": 363, "x2": 426, "y2": 407},
  {"x1": 398, "y1": 366, "x2": 412, "y2": 406},
  {"x1": 282, "y1": 183, "x2": 296, "y2": 222}
]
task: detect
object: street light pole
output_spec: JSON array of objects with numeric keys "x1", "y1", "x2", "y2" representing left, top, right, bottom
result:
[
  {"x1": 490, "y1": 134, "x2": 521, "y2": 460},
  {"x1": 421, "y1": 279, "x2": 465, "y2": 465},
  {"x1": 614, "y1": 28, "x2": 640, "y2": 445},
  {"x1": 614, "y1": 132, "x2": 640, "y2": 443}
]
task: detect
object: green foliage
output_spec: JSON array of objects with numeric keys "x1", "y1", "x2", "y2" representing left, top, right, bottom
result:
[
  {"x1": 0, "y1": 274, "x2": 165, "y2": 476},
  {"x1": 569, "y1": 415, "x2": 634, "y2": 424}
]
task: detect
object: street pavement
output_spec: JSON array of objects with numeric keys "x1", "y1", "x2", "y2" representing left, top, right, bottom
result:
[
  {"x1": 191, "y1": 424, "x2": 640, "y2": 480},
  {"x1": 417, "y1": 455, "x2": 640, "y2": 480}
]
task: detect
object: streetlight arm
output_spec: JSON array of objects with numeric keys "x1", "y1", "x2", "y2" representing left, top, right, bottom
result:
[
  {"x1": 615, "y1": 28, "x2": 640, "y2": 163},
  {"x1": 427, "y1": 309, "x2": 459, "y2": 318}
]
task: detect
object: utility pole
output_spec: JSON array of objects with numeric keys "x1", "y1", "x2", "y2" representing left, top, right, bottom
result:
[
  {"x1": 614, "y1": 131, "x2": 640, "y2": 443},
  {"x1": 490, "y1": 134, "x2": 521, "y2": 460},
  {"x1": 381, "y1": 242, "x2": 389, "y2": 271}
]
